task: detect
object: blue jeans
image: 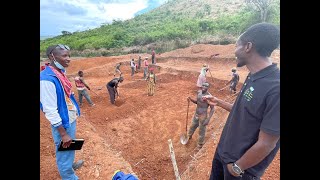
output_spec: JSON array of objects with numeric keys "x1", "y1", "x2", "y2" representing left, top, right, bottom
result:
[
  {"x1": 78, "y1": 89, "x2": 93, "y2": 105},
  {"x1": 143, "y1": 67, "x2": 148, "y2": 79},
  {"x1": 51, "y1": 121, "x2": 78, "y2": 180},
  {"x1": 131, "y1": 67, "x2": 135, "y2": 76}
]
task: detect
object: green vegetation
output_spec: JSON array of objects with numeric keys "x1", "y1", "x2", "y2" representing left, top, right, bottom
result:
[{"x1": 40, "y1": 0, "x2": 279, "y2": 58}]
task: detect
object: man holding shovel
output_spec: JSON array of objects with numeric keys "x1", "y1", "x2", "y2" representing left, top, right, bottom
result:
[
  {"x1": 74, "y1": 70, "x2": 95, "y2": 107},
  {"x1": 187, "y1": 82, "x2": 215, "y2": 149},
  {"x1": 106, "y1": 76, "x2": 124, "y2": 105},
  {"x1": 226, "y1": 68, "x2": 240, "y2": 94}
]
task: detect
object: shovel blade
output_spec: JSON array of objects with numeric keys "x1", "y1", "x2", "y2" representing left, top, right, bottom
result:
[{"x1": 180, "y1": 134, "x2": 189, "y2": 145}]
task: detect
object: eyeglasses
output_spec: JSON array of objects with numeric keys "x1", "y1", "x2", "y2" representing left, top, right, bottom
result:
[{"x1": 49, "y1": 44, "x2": 70, "y2": 54}]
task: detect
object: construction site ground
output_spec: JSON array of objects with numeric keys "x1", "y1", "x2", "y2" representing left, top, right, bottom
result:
[{"x1": 40, "y1": 44, "x2": 280, "y2": 180}]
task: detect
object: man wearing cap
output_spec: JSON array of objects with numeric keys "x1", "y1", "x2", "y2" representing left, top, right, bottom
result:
[
  {"x1": 40, "y1": 44, "x2": 84, "y2": 179},
  {"x1": 143, "y1": 57, "x2": 149, "y2": 80},
  {"x1": 226, "y1": 68, "x2": 240, "y2": 94},
  {"x1": 106, "y1": 76, "x2": 124, "y2": 104},
  {"x1": 114, "y1": 62, "x2": 122, "y2": 77},
  {"x1": 196, "y1": 64, "x2": 209, "y2": 91},
  {"x1": 187, "y1": 82, "x2": 215, "y2": 149},
  {"x1": 74, "y1": 70, "x2": 95, "y2": 107}
]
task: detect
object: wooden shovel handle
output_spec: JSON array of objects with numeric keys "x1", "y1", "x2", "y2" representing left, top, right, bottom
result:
[{"x1": 186, "y1": 99, "x2": 190, "y2": 132}]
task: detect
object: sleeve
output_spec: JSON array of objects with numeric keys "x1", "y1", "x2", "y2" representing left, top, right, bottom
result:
[
  {"x1": 260, "y1": 91, "x2": 280, "y2": 136},
  {"x1": 40, "y1": 81, "x2": 63, "y2": 127}
]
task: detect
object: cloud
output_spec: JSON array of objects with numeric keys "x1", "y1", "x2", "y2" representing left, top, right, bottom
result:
[{"x1": 40, "y1": 0, "x2": 166, "y2": 36}]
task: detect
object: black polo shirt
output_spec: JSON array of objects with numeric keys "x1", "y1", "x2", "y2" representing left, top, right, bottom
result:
[{"x1": 217, "y1": 63, "x2": 280, "y2": 177}]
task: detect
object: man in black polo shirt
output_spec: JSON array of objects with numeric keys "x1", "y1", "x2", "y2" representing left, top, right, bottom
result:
[{"x1": 205, "y1": 23, "x2": 280, "y2": 179}]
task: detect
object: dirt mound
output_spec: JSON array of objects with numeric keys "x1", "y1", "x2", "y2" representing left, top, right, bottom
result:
[{"x1": 159, "y1": 44, "x2": 236, "y2": 59}]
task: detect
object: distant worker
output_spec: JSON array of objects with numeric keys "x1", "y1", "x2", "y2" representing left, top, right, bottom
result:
[
  {"x1": 137, "y1": 55, "x2": 142, "y2": 70},
  {"x1": 74, "y1": 70, "x2": 95, "y2": 107},
  {"x1": 114, "y1": 62, "x2": 122, "y2": 77},
  {"x1": 226, "y1": 68, "x2": 240, "y2": 94},
  {"x1": 106, "y1": 76, "x2": 124, "y2": 105},
  {"x1": 151, "y1": 49, "x2": 156, "y2": 64},
  {"x1": 143, "y1": 57, "x2": 149, "y2": 79},
  {"x1": 196, "y1": 64, "x2": 209, "y2": 91},
  {"x1": 130, "y1": 59, "x2": 135, "y2": 76},
  {"x1": 187, "y1": 82, "x2": 215, "y2": 149},
  {"x1": 146, "y1": 68, "x2": 156, "y2": 96}
]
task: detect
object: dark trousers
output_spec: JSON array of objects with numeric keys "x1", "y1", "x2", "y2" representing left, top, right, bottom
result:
[
  {"x1": 209, "y1": 151, "x2": 259, "y2": 180},
  {"x1": 152, "y1": 56, "x2": 155, "y2": 64},
  {"x1": 107, "y1": 85, "x2": 116, "y2": 104}
]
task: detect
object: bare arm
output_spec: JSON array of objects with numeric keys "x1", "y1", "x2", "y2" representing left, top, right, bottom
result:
[
  {"x1": 205, "y1": 97, "x2": 233, "y2": 112},
  {"x1": 187, "y1": 96, "x2": 197, "y2": 104},
  {"x1": 79, "y1": 77, "x2": 90, "y2": 90},
  {"x1": 235, "y1": 131, "x2": 280, "y2": 171}
]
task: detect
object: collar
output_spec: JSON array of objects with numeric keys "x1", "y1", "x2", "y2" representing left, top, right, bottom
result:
[{"x1": 248, "y1": 63, "x2": 278, "y2": 82}]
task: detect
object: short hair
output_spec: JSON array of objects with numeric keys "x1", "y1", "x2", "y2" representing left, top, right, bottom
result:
[
  {"x1": 239, "y1": 23, "x2": 280, "y2": 57},
  {"x1": 46, "y1": 45, "x2": 57, "y2": 57},
  {"x1": 78, "y1": 70, "x2": 83, "y2": 75}
]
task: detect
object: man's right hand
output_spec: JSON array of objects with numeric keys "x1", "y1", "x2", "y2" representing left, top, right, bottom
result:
[{"x1": 61, "y1": 134, "x2": 72, "y2": 148}]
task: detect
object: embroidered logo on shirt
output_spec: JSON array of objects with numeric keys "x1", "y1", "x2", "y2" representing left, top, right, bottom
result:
[{"x1": 244, "y1": 86, "x2": 254, "y2": 101}]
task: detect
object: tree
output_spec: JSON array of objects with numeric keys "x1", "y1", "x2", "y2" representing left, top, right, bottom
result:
[
  {"x1": 204, "y1": 4, "x2": 211, "y2": 15},
  {"x1": 245, "y1": 0, "x2": 273, "y2": 22},
  {"x1": 61, "y1": 31, "x2": 72, "y2": 35}
]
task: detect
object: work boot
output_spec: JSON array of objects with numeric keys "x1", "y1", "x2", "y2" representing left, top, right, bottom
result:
[{"x1": 72, "y1": 160, "x2": 84, "y2": 170}]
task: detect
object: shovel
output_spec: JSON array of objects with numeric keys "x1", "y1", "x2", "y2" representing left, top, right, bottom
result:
[
  {"x1": 90, "y1": 89, "x2": 99, "y2": 96},
  {"x1": 180, "y1": 99, "x2": 190, "y2": 145},
  {"x1": 218, "y1": 85, "x2": 229, "y2": 91}
]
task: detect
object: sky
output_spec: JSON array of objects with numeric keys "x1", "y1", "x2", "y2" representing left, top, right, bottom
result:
[{"x1": 40, "y1": 0, "x2": 167, "y2": 37}]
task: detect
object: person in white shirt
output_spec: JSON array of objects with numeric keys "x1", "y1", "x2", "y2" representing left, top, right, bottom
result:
[{"x1": 40, "y1": 44, "x2": 84, "y2": 179}]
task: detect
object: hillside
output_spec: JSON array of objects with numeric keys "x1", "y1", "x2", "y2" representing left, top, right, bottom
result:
[{"x1": 40, "y1": 0, "x2": 279, "y2": 57}]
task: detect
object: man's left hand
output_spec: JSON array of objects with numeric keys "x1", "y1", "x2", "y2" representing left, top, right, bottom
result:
[{"x1": 227, "y1": 163, "x2": 241, "y2": 177}]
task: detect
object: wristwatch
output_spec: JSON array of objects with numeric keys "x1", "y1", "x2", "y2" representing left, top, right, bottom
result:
[{"x1": 232, "y1": 163, "x2": 244, "y2": 176}]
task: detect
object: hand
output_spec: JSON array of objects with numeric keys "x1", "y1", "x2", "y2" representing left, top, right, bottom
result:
[
  {"x1": 207, "y1": 97, "x2": 219, "y2": 106},
  {"x1": 227, "y1": 163, "x2": 241, "y2": 177},
  {"x1": 61, "y1": 134, "x2": 72, "y2": 148}
]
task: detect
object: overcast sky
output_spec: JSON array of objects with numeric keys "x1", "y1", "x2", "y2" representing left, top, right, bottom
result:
[{"x1": 40, "y1": 0, "x2": 166, "y2": 36}]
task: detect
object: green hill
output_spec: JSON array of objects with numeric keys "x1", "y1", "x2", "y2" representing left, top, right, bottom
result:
[{"x1": 40, "y1": 0, "x2": 279, "y2": 58}]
